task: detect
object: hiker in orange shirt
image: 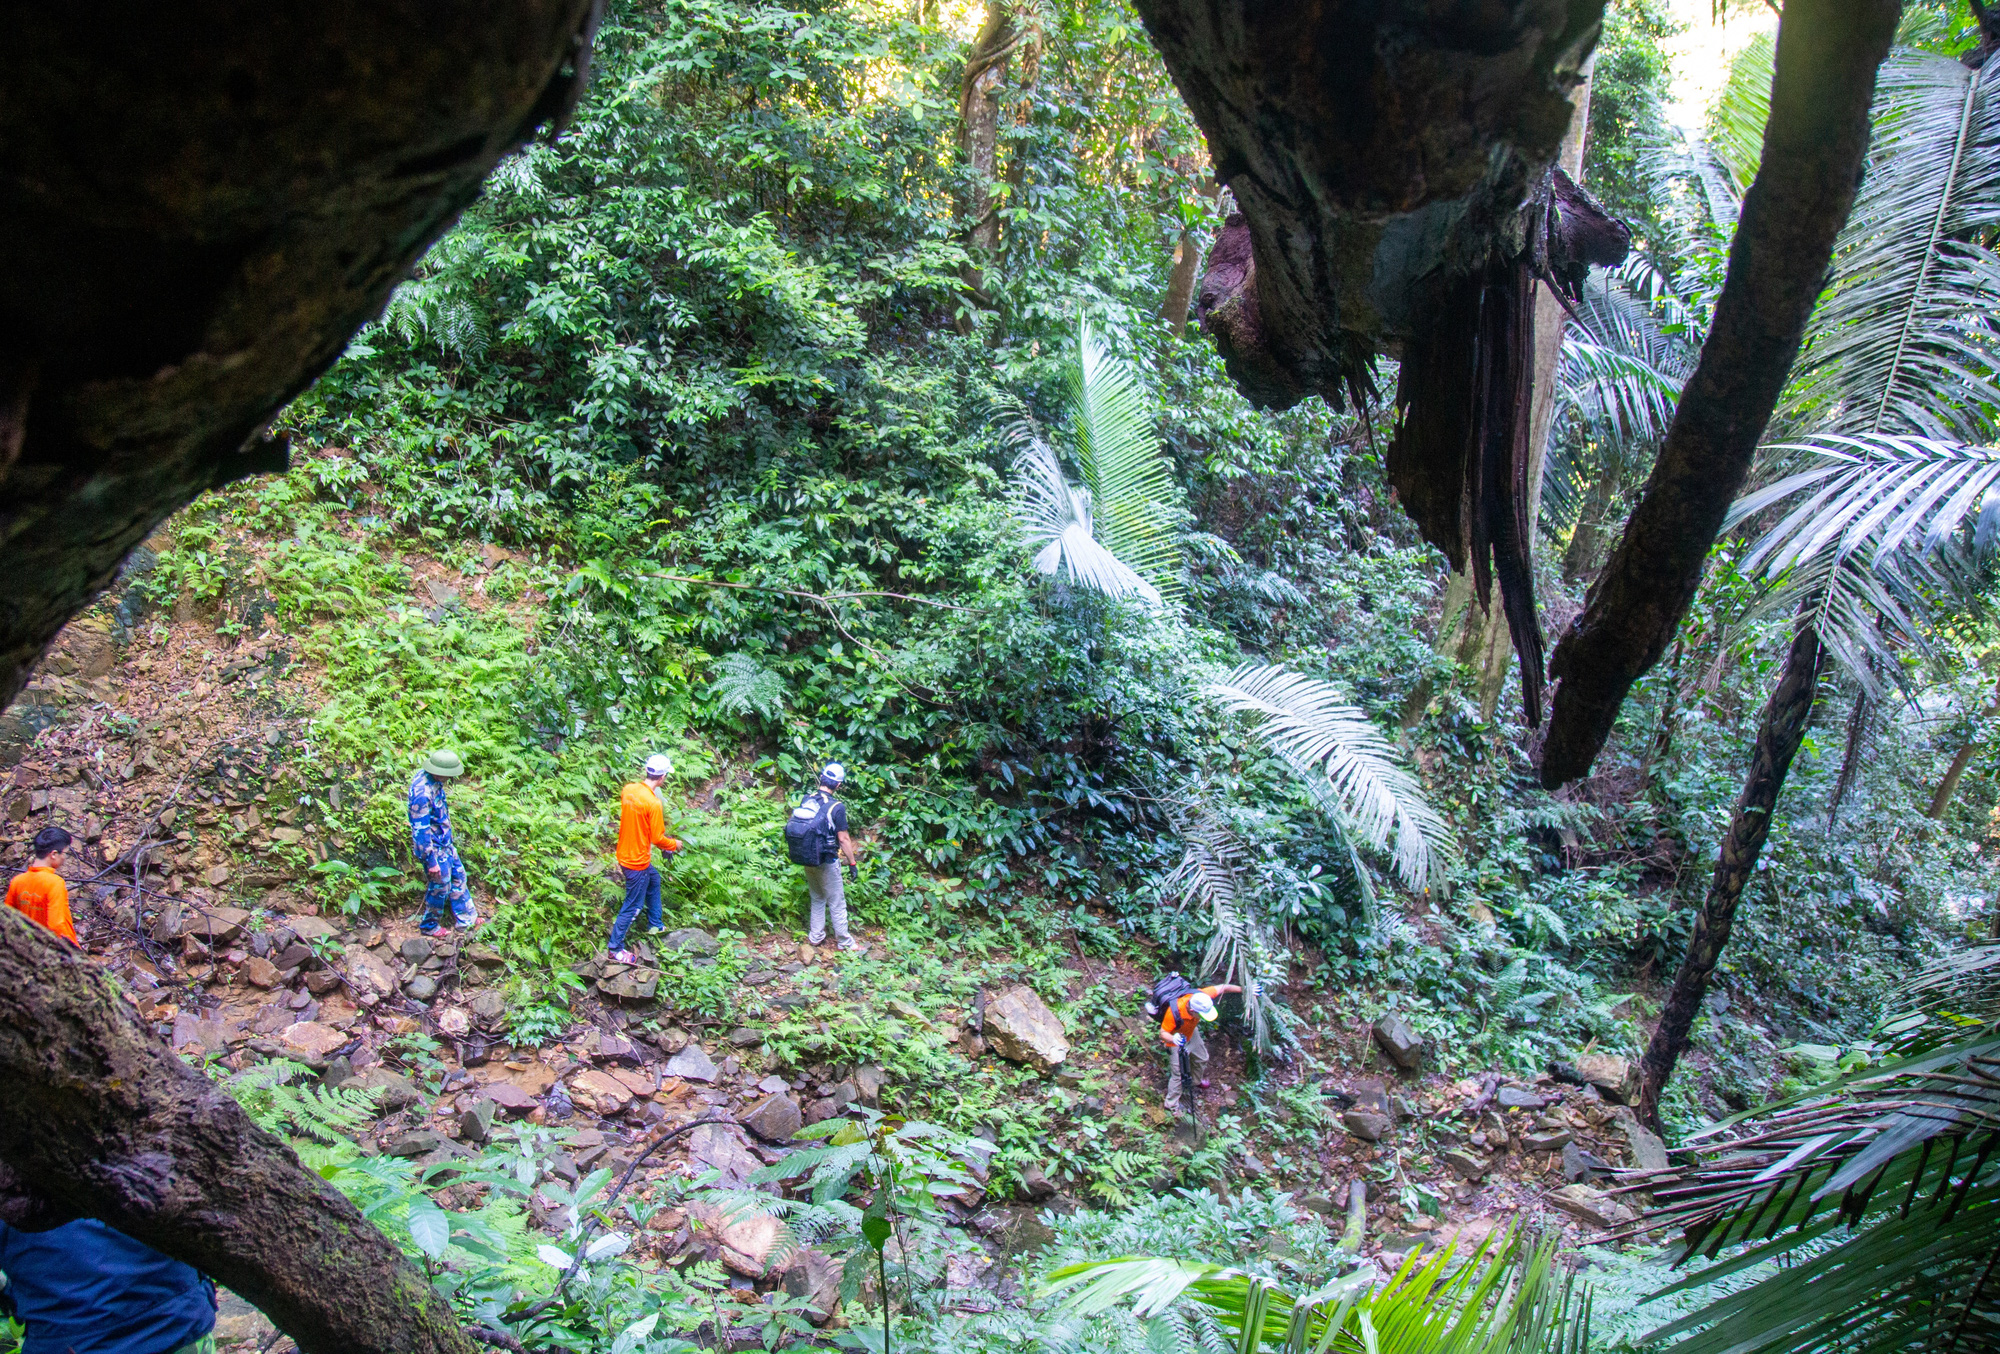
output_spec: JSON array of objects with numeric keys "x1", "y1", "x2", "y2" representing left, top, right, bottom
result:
[
  {"x1": 1159, "y1": 982, "x2": 1242, "y2": 1114},
  {"x1": 608, "y1": 753, "x2": 682, "y2": 962},
  {"x1": 4, "y1": 827, "x2": 78, "y2": 945}
]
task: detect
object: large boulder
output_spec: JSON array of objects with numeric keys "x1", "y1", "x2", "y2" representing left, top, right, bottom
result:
[
  {"x1": 1572, "y1": 1054, "x2": 1640, "y2": 1105},
  {"x1": 344, "y1": 1068, "x2": 421, "y2": 1112},
  {"x1": 780, "y1": 1248, "x2": 842, "y2": 1326},
  {"x1": 688, "y1": 1123, "x2": 764, "y2": 1192},
  {"x1": 981, "y1": 984, "x2": 1069, "y2": 1073}
]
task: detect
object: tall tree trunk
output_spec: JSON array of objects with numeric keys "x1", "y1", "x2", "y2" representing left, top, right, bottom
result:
[
  {"x1": 1561, "y1": 455, "x2": 1622, "y2": 582},
  {"x1": 1928, "y1": 676, "x2": 2000, "y2": 818},
  {"x1": 1447, "y1": 59, "x2": 1594, "y2": 721},
  {"x1": 0, "y1": 911, "x2": 477, "y2": 1354},
  {"x1": 956, "y1": 0, "x2": 1015, "y2": 322},
  {"x1": 1828, "y1": 688, "x2": 1873, "y2": 827},
  {"x1": 1163, "y1": 230, "x2": 1200, "y2": 334},
  {"x1": 1542, "y1": 0, "x2": 1901, "y2": 788},
  {"x1": 1636, "y1": 624, "x2": 1825, "y2": 1130}
]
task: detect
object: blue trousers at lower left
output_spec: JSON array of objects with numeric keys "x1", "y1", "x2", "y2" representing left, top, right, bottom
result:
[
  {"x1": 608, "y1": 864, "x2": 662, "y2": 951},
  {"x1": 420, "y1": 854, "x2": 476, "y2": 932}
]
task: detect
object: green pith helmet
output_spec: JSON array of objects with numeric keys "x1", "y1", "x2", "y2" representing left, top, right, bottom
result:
[{"x1": 423, "y1": 749, "x2": 465, "y2": 778}]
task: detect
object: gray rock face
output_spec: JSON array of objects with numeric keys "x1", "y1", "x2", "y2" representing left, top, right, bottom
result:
[
  {"x1": 598, "y1": 966, "x2": 660, "y2": 1003},
  {"x1": 1442, "y1": 1148, "x2": 1489, "y2": 1180},
  {"x1": 1497, "y1": 1086, "x2": 1547, "y2": 1110},
  {"x1": 981, "y1": 985, "x2": 1070, "y2": 1073},
  {"x1": 781, "y1": 1248, "x2": 842, "y2": 1325},
  {"x1": 1562, "y1": 1142, "x2": 1613, "y2": 1183},
  {"x1": 468, "y1": 989, "x2": 507, "y2": 1024},
  {"x1": 662, "y1": 928, "x2": 721, "y2": 956},
  {"x1": 854, "y1": 1064, "x2": 887, "y2": 1107},
  {"x1": 667, "y1": 1043, "x2": 719, "y2": 1083},
  {"x1": 403, "y1": 974, "x2": 438, "y2": 1002},
  {"x1": 726, "y1": 1027, "x2": 764, "y2": 1048},
  {"x1": 385, "y1": 1130, "x2": 445, "y2": 1158},
  {"x1": 345, "y1": 1068, "x2": 420, "y2": 1111},
  {"x1": 460, "y1": 1098, "x2": 497, "y2": 1144},
  {"x1": 400, "y1": 936, "x2": 433, "y2": 964},
  {"x1": 1371, "y1": 1013, "x2": 1425, "y2": 1070},
  {"x1": 1342, "y1": 1109, "x2": 1393, "y2": 1142},
  {"x1": 1571, "y1": 1054, "x2": 1639, "y2": 1105},
  {"x1": 1523, "y1": 1129, "x2": 1573, "y2": 1153},
  {"x1": 741, "y1": 1093, "x2": 804, "y2": 1143},
  {"x1": 1619, "y1": 1119, "x2": 1669, "y2": 1172},
  {"x1": 1018, "y1": 1162, "x2": 1057, "y2": 1200},
  {"x1": 688, "y1": 1122, "x2": 764, "y2": 1191}
]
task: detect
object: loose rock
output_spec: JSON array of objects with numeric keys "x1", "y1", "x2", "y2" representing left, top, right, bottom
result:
[
  {"x1": 741, "y1": 1093, "x2": 803, "y2": 1143},
  {"x1": 1342, "y1": 1109, "x2": 1393, "y2": 1142},
  {"x1": 1546, "y1": 1184, "x2": 1635, "y2": 1230},
  {"x1": 667, "y1": 1043, "x2": 719, "y2": 1083},
  {"x1": 981, "y1": 984, "x2": 1069, "y2": 1073},
  {"x1": 1371, "y1": 1013, "x2": 1425, "y2": 1070}
]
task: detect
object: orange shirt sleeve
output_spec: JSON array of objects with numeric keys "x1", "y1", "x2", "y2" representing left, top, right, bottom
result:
[{"x1": 44, "y1": 873, "x2": 76, "y2": 944}]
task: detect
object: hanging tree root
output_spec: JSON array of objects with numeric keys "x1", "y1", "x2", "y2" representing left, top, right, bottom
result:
[{"x1": 0, "y1": 909, "x2": 480, "y2": 1354}]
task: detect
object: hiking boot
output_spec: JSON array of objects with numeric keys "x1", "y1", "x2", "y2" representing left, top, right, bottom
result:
[{"x1": 836, "y1": 937, "x2": 861, "y2": 953}]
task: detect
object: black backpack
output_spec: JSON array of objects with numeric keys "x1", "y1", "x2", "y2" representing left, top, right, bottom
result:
[
  {"x1": 1143, "y1": 972, "x2": 1197, "y2": 1020},
  {"x1": 783, "y1": 790, "x2": 840, "y2": 866}
]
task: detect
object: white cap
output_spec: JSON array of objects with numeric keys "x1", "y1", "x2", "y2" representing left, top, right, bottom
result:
[
  {"x1": 644, "y1": 754, "x2": 672, "y2": 778},
  {"x1": 820, "y1": 762, "x2": 846, "y2": 787},
  {"x1": 1189, "y1": 992, "x2": 1218, "y2": 1021}
]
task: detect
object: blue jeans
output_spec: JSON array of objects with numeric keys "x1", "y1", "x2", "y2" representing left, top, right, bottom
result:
[
  {"x1": 420, "y1": 853, "x2": 475, "y2": 931},
  {"x1": 608, "y1": 864, "x2": 662, "y2": 951}
]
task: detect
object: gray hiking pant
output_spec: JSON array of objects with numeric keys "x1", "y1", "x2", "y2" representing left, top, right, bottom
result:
[
  {"x1": 1165, "y1": 1028, "x2": 1209, "y2": 1112},
  {"x1": 803, "y1": 862, "x2": 849, "y2": 944}
]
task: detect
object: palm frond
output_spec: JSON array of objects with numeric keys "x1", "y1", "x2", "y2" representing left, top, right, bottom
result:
[
  {"x1": 1708, "y1": 33, "x2": 1775, "y2": 197},
  {"x1": 1043, "y1": 1229, "x2": 1586, "y2": 1354},
  {"x1": 1781, "y1": 53, "x2": 2000, "y2": 442},
  {"x1": 1161, "y1": 806, "x2": 1286, "y2": 1055},
  {"x1": 1725, "y1": 433, "x2": 2000, "y2": 680},
  {"x1": 1070, "y1": 320, "x2": 1184, "y2": 590},
  {"x1": 1623, "y1": 943, "x2": 2000, "y2": 1354},
  {"x1": 1011, "y1": 430, "x2": 1164, "y2": 605},
  {"x1": 1206, "y1": 664, "x2": 1453, "y2": 895}
]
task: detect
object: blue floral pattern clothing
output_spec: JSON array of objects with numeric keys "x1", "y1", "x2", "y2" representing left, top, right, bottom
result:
[
  {"x1": 409, "y1": 770, "x2": 475, "y2": 932},
  {"x1": 407, "y1": 770, "x2": 457, "y2": 870}
]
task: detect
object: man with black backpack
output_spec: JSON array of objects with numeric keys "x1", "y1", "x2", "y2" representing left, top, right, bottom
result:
[
  {"x1": 1145, "y1": 973, "x2": 1243, "y2": 1116},
  {"x1": 786, "y1": 762, "x2": 859, "y2": 952}
]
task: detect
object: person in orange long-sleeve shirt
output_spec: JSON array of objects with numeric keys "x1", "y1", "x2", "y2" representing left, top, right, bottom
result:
[
  {"x1": 4, "y1": 827, "x2": 78, "y2": 945},
  {"x1": 1159, "y1": 982, "x2": 1241, "y2": 1114},
  {"x1": 608, "y1": 754, "x2": 682, "y2": 962}
]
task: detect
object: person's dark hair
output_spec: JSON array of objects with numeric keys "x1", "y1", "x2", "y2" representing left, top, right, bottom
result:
[{"x1": 30, "y1": 826, "x2": 73, "y2": 858}]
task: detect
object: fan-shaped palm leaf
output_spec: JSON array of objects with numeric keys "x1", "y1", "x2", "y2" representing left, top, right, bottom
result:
[
  {"x1": 1205, "y1": 664, "x2": 1453, "y2": 895},
  {"x1": 1007, "y1": 320, "x2": 1182, "y2": 604},
  {"x1": 1161, "y1": 805, "x2": 1286, "y2": 1054},
  {"x1": 1780, "y1": 53, "x2": 2000, "y2": 443},
  {"x1": 1725, "y1": 433, "x2": 2000, "y2": 682},
  {"x1": 1043, "y1": 1228, "x2": 1587, "y2": 1354},
  {"x1": 1069, "y1": 320, "x2": 1184, "y2": 589},
  {"x1": 1622, "y1": 943, "x2": 2000, "y2": 1354},
  {"x1": 1012, "y1": 432, "x2": 1163, "y2": 604}
]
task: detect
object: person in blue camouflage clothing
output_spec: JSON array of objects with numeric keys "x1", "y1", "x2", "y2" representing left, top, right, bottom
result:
[{"x1": 408, "y1": 749, "x2": 477, "y2": 934}]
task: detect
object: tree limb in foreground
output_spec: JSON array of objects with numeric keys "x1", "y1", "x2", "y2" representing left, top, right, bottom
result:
[
  {"x1": 0, "y1": 908, "x2": 477, "y2": 1354},
  {"x1": 1539, "y1": 0, "x2": 1899, "y2": 788},
  {"x1": 1635, "y1": 624, "x2": 1824, "y2": 1128}
]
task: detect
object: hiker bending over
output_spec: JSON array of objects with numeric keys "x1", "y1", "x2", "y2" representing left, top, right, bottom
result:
[
  {"x1": 1159, "y1": 982, "x2": 1241, "y2": 1114},
  {"x1": 785, "y1": 762, "x2": 859, "y2": 952},
  {"x1": 408, "y1": 749, "x2": 477, "y2": 935},
  {"x1": 609, "y1": 753, "x2": 681, "y2": 963},
  {"x1": 0, "y1": 1162, "x2": 219, "y2": 1354},
  {"x1": 4, "y1": 826, "x2": 77, "y2": 945}
]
